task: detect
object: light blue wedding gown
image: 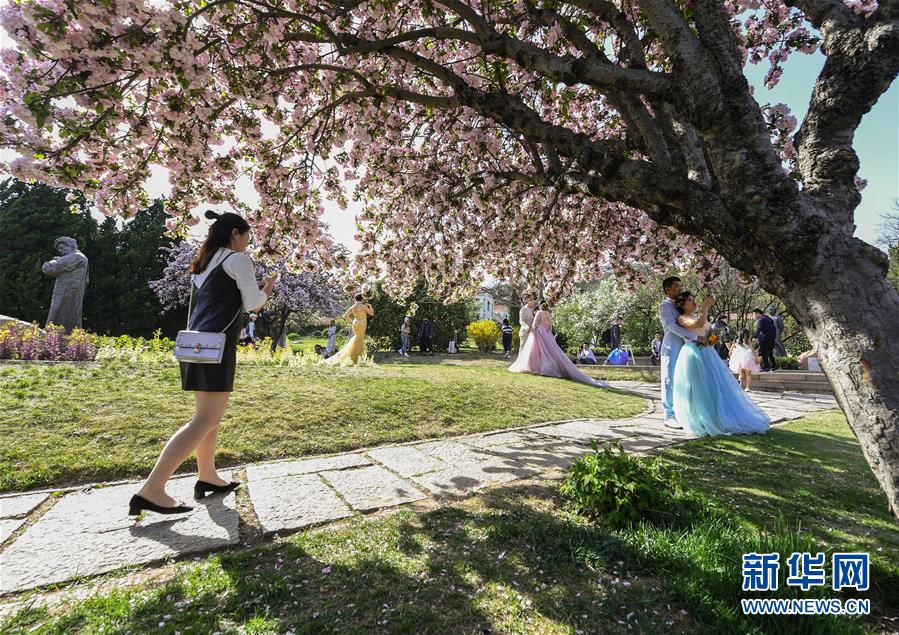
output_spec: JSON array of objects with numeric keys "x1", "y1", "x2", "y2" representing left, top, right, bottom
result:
[{"x1": 673, "y1": 341, "x2": 770, "y2": 437}]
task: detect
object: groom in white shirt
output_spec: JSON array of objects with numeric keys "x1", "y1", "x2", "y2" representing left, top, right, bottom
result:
[
  {"x1": 659, "y1": 276, "x2": 707, "y2": 429},
  {"x1": 518, "y1": 298, "x2": 537, "y2": 349}
]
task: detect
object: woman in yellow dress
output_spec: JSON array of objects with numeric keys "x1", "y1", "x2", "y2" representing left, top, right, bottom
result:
[{"x1": 326, "y1": 293, "x2": 374, "y2": 364}]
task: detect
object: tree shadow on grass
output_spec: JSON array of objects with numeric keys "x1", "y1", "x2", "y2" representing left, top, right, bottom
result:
[{"x1": 10, "y1": 474, "x2": 889, "y2": 634}]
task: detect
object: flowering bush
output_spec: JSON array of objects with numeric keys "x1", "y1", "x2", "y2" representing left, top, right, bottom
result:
[
  {"x1": 467, "y1": 320, "x2": 500, "y2": 352},
  {"x1": 0, "y1": 323, "x2": 96, "y2": 361},
  {"x1": 94, "y1": 330, "x2": 174, "y2": 363},
  {"x1": 512, "y1": 325, "x2": 520, "y2": 352},
  {"x1": 237, "y1": 338, "x2": 374, "y2": 367}
]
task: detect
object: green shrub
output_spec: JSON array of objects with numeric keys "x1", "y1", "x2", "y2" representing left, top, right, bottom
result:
[
  {"x1": 560, "y1": 442, "x2": 683, "y2": 528},
  {"x1": 367, "y1": 335, "x2": 394, "y2": 352},
  {"x1": 776, "y1": 355, "x2": 799, "y2": 370},
  {"x1": 467, "y1": 320, "x2": 500, "y2": 352}
]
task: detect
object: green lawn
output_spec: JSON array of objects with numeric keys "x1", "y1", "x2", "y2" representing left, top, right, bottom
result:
[
  {"x1": 0, "y1": 358, "x2": 644, "y2": 492},
  {"x1": 4, "y1": 411, "x2": 896, "y2": 634},
  {"x1": 288, "y1": 336, "x2": 330, "y2": 353}
]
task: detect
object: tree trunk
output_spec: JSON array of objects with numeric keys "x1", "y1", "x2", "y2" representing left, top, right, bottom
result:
[
  {"x1": 776, "y1": 237, "x2": 899, "y2": 518},
  {"x1": 272, "y1": 308, "x2": 290, "y2": 352}
]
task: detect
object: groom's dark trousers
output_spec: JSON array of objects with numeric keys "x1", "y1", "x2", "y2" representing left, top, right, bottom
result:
[{"x1": 759, "y1": 341, "x2": 776, "y2": 371}]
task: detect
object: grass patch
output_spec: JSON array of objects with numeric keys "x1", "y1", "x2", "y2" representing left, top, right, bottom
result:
[
  {"x1": 4, "y1": 412, "x2": 896, "y2": 634},
  {"x1": 288, "y1": 336, "x2": 329, "y2": 353},
  {"x1": 0, "y1": 358, "x2": 643, "y2": 491}
]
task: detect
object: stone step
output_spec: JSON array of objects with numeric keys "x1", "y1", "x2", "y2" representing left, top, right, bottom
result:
[{"x1": 750, "y1": 380, "x2": 834, "y2": 395}]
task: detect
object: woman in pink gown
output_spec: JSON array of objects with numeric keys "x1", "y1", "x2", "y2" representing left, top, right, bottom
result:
[{"x1": 508, "y1": 306, "x2": 608, "y2": 387}]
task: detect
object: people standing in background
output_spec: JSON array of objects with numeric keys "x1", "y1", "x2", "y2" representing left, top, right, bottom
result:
[
  {"x1": 398, "y1": 316, "x2": 412, "y2": 357},
  {"x1": 247, "y1": 313, "x2": 257, "y2": 341},
  {"x1": 325, "y1": 319, "x2": 337, "y2": 355},
  {"x1": 713, "y1": 315, "x2": 731, "y2": 360},
  {"x1": 768, "y1": 307, "x2": 787, "y2": 357},
  {"x1": 649, "y1": 332, "x2": 662, "y2": 365},
  {"x1": 753, "y1": 308, "x2": 777, "y2": 372},
  {"x1": 518, "y1": 298, "x2": 537, "y2": 349},
  {"x1": 609, "y1": 316, "x2": 623, "y2": 350},
  {"x1": 418, "y1": 317, "x2": 434, "y2": 355},
  {"x1": 501, "y1": 318, "x2": 513, "y2": 358}
]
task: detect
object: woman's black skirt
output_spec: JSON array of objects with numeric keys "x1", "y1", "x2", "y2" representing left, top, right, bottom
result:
[{"x1": 180, "y1": 315, "x2": 243, "y2": 392}]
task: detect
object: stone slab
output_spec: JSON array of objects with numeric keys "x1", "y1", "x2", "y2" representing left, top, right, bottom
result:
[
  {"x1": 413, "y1": 440, "x2": 496, "y2": 465},
  {"x1": 617, "y1": 436, "x2": 676, "y2": 455},
  {"x1": 615, "y1": 425, "x2": 694, "y2": 440},
  {"x1": 531, "y1": 419, "x2": 625, "y2": 443},
  {"x1": 0, "y1": 475, "x2": 239, "y2": 594},
  {"x1": 367, "y1": 445, "x2": 448, "y2": 477},
  {"x1": 776, "y1": 400, "x2": 829, "y2": 412},
  {"x1": 1, "y1": 517, "x2": 25, "y2": 543},
  {"x1": 0, "y1": 493, "x2": 48, "y2": 519},
  {"x1": 488, "y1": 440, "x2": 593, "y2": 470},
  {"x1": 321, "y1": 465, "x2": 426, "y2": 511},
  {"x1": 761, "y1": 407, "x2": 807, "y2": 421},
  {"x1": 411, "y1": 460, "x2": 538, "y2": 497},
  {"x1": 462, "y1": 430, "x2": 538, "y2": 449},
  {"x1": 246, "y1": 454, "x2": 371, "y2": 482},
  {"x1": 247, "y1": 473, "x2": 352, "y2": 535}
]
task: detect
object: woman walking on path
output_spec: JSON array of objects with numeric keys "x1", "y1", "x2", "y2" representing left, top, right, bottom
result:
[{"x1": 130, "y1": 211, "x2": 275, "y2": 516}]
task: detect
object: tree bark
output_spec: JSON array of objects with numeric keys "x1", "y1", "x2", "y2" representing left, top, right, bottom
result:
[
  {"x1": 272, "y1": 308, "x2": 291, "y2": 352},
  {"x1": 773, "y1": 235, "x2": 899, "y2": 518}
]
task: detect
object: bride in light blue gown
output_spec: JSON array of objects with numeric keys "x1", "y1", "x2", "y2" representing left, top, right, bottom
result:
[{"x1": 671, "y1": 291, "x2": 770, "y2": 437}]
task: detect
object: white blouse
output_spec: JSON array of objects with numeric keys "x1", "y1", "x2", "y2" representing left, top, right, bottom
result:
[{"x1": 192, "y1": 248, "x2": 268, "y2": 312}]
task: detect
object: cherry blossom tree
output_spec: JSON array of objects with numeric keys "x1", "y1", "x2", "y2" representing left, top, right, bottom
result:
[
  {"x1": 1, "y1": 0, "x2": 898, "y2": 514},
  {"x1": 150, "y1": 241, "x2": 342, "y2": 347}
]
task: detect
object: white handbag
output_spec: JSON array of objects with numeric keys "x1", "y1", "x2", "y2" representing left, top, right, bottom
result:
[{"x1": 174, "y1": 281, "x2": 241, "y2": 364}]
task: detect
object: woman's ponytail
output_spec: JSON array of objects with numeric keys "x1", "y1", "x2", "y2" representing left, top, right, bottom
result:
[{"x1": 190, "y1": 210, "x2": 251, "y2": 274}]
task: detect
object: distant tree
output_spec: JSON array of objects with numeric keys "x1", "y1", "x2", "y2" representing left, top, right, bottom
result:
[
  {"x1": 365, "y1": 280, "x2": 476, "y2": 351},
  {"x1": 878, "y1": 204, "x2": 899, "y2": 292},
  {"x1": 0, "y1": 179, "x2": 180, "y2": 336},
  {"x1": 484, "y1": 282, "x2": 523, "y2": 325},
  {"x1": 0, "y1": 179, "x2": 94, "y2": 322},
  {"x1": 553, "y1": 278, "x2": 630, "y2": 348},
  {"x1": 151, "y1": 241, "x2": 341, "y2": 348}
]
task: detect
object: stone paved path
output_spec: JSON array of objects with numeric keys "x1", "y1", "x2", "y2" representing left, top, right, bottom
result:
[{"x1": 0, "y1": 381, "x2": 838, "y2": 596}]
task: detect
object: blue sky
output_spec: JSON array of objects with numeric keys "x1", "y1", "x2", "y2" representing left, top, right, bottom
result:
[{"x1": 744, "y1": 51, "x2": 898, "y2": 247}]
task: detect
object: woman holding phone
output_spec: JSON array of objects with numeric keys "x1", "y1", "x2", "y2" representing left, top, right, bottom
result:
[{"x1": 129, "y1": 211, "x2": 276, "y2": 515}]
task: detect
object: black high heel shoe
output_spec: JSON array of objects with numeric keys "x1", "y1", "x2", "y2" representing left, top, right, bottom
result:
[
  {"x1": 194, "y1": 480, "x2": 241, "y2": 499},
  {"x1": 128, "y1": 494, "x2": 193, "y2": 516}
]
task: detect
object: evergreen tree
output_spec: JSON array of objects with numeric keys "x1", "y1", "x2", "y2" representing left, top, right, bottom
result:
[{"x1": 0, "y1": 179, "x2": 184, "y2": 336}]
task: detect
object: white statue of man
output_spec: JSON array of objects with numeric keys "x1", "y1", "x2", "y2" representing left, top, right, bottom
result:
[{"x1": 42, "y1": 236, "x2": 89, "y2": 333}]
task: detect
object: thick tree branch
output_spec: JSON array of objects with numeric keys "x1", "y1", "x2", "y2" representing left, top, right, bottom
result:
[
  {"x1": 435, "y1": 0, "x2": 673, "y2": 98},
  {"x1": 794, "y1": 0, "x2": 899, "y2": 217}
]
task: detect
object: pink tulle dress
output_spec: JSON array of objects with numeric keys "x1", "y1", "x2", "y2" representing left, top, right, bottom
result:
[
  {"x1": 508, "y1": 311, "x2": 607, "y2": 387},
  {"x1": 728, "y1": 343, "x2": 761, "y2": 374}
]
